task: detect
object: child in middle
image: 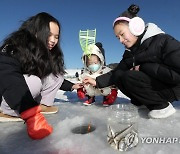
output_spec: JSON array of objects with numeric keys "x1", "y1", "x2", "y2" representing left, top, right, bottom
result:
[{"x1": 77, "y1": 42, "x2": 118, "y2": 106}]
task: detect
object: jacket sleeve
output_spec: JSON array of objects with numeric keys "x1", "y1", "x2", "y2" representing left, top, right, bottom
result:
[
  {"x1": 96, "y1": 61, "x2": 126, "y2": 88},
  {"x1": 0, "y1": 55, "x2": 38, "y2": 113},
  {"x1": 96, "y1": 48, "x2": 132, "y2": 88},
  {"x1": 140, "y1": 63, "x2": 180, "y2": 84},
  {"x1": 59, "y1": 79, "x2": 74, "y2": 91},
  {"x1": 140, "y1": 35, "x2": 180, "y2": 84},
  {"x1": 96, "y1": 71, "x2": 114, "y2": 88}
]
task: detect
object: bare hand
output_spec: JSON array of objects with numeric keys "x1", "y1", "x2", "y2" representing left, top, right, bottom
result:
[
  {"x1": 130, "y1": 65, "x2": 140, "y2": 71},
  {"x1": 83, "y1": 76, "x2": 96, "y2": 87},
  {"x1": 72, "y1": 83, "x2": 84, "y2": 90}
]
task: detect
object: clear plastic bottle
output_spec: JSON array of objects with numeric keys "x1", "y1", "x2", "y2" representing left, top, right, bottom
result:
[{"x1": 107, "y1": 104, "x2": 139, "y2": 151}]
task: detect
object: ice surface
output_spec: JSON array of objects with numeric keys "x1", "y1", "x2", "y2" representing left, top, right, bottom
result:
[{"x1": 0, "y1": 70, "x2": 180, "y2": 154}]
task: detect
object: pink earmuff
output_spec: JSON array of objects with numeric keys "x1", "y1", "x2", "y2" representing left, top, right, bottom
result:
[{"x1": 113, "y1": 16, "x2": 145, "y2": 36}]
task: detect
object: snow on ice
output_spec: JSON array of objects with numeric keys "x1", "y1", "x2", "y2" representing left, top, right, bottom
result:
[{"x1": 0, "y1": 69, "x2": 180, "y2": 154}]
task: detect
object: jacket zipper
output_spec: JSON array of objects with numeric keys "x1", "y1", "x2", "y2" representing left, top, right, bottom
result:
[{"x1": 132, "y1": 56, "x2": 135, "y2": 70}]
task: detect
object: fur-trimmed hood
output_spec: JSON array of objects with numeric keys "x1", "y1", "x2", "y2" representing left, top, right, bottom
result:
[
  {"x1": 82, "y1": 44, "x2": 105, "y2": 72},
  {"x1": 141, "y1": 23, "x2": 165, "y2": 44}
]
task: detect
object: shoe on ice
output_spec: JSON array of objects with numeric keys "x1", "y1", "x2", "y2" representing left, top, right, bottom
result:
[
  {"x1": 148, "y1": 102, "x2": 176, "y2": 119},
  {"x1": 102, "y1": 98, "x2": 114, "y2": 107},
  {"x1": 40, "y1": 104, "x2": 58, "y2": 114},
  {"x1": 102, "y1": 102, "x2": 112, "y2": 107},
  {"x1": 103, "y1": 89, "x2": 118, "y2": 107},
  {"x1": 0, "y1": 112, "x2": 23, "y2": 122},
  {"x1": 83, "y1": 96, "x2": 95, "y2": 106}
]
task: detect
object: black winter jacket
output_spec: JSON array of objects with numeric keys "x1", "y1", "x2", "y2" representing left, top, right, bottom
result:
[
  {"x1": 96, "y1": 23, "x2": 180, "y2": 93},
  {"x1": 0, "y1": 53, "x2": 73, "y2": 114},
  {"x1": 0, "y1": 54, "x2": 38, "y2": 113}
]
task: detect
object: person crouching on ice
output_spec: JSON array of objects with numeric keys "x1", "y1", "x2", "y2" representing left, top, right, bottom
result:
[{"x1": 77, "y1": 42, "x2": 118, "y2": 106}]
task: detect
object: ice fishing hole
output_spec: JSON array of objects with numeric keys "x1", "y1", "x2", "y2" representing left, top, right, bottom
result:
[{"x1": 71, "y1": 124, "x2": 96, "y2": 134}]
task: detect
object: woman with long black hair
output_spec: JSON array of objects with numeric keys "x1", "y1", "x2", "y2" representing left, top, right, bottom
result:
[{"x1": 0, "y1": 12, "x2": 82, "y2": 139}]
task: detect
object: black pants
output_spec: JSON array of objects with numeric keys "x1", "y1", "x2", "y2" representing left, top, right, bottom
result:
[{"x1": 115, "y1": 70, "x2": 176, "y2": 110}]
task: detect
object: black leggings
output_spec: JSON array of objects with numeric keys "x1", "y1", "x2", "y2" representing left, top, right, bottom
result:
[{"x1": 115, "y1": 70, "x2": 176, "y2": 110}]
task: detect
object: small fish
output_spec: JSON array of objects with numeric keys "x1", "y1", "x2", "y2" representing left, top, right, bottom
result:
[{"x1": 107, "y1": 124, "x2": 138, "y2": 151}]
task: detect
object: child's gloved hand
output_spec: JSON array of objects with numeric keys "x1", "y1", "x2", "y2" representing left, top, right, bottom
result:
[{"x1": 77, "y1": 88, "x2": 86, "y2": 99}]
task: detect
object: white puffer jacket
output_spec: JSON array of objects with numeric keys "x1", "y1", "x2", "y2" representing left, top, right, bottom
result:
[{"x1": 79, "y1": 44, "x2": 114, "y2": 96}]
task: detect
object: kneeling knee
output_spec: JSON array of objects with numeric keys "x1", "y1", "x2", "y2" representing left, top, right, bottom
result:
[{"x1": 24, "y1": 75, "x2": 42, "y2": 97}]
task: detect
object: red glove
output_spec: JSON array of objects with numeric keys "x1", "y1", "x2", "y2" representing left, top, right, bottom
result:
[
  {"x1": 77, "y1": 88, "x2": 86, "y2": 99},
  {"x1": 20, "y1": 106, "x2": 53, "y2": 140}
]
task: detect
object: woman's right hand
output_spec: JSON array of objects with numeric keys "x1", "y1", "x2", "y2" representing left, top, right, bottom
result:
[{"x1": 83, "y1": 76, "x2": 96, "y2": 87}]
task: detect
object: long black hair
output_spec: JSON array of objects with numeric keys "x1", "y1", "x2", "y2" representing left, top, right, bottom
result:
[
  {"x1": 20, "y1": 12, "x2": 65, "y2": 76},
  {"x1": 1, "y1": 29, "x2": 52, "y2": 78}
]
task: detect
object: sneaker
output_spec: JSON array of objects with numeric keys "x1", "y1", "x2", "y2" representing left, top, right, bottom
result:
[
  {"x1": 40, "y1": 104, "x2": 58, "y2": 114},
  {"x1": 103, "y1": 102, "x2": 111, "y2": 107},
  {"x1": 0, "y1": 112, "x2": 23, "y2": 122},
  {"x1": 148, "y1": 102, "x2": 176, "y2": 119},
  {"x1": 102, "y1": 97, "x2": 115, "y2": 107},
  {"x1": 83, "y1": 97, "x2": 95, "y2": 106},
  {"x1": 102, "y1": 101, "x2": 112, "y2": 107},
  {"x1": 102, "y1": 89, "x2": 118, "y2": 107}
]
